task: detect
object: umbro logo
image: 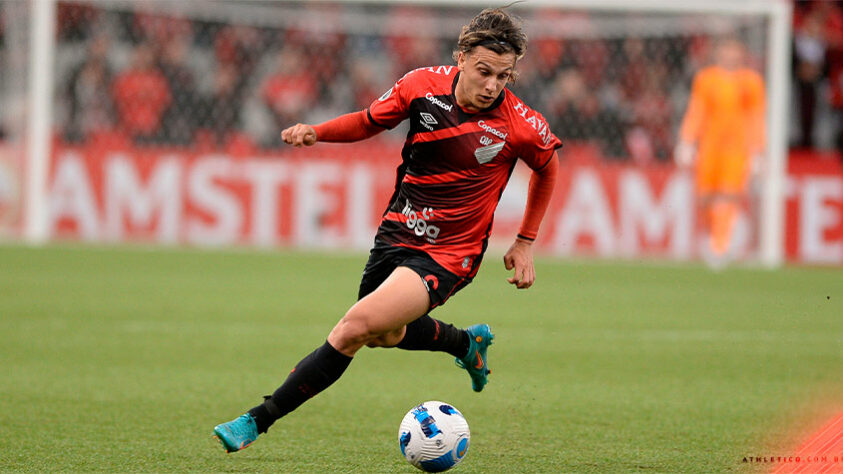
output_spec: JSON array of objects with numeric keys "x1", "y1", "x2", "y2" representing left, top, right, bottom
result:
[
  {"x1": 420, "y1": 112, "x2": 437, "y2": 125},
  {"x1": 419, "y1": 112, "x2": 437, "y2": 131}
]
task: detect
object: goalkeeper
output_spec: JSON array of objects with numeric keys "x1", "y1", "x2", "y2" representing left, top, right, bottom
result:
[{"x1": 675, "y1": 37, "x2": 765, "y2": 265}]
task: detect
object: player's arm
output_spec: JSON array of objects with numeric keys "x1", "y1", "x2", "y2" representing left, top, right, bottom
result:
[
  {"x1": 675, "y1": 73, "x2": 706, "y2": 167},
  {"x1": 281, "y1": 110, "x2": 384, "y2": 147},
  {"x1": 742, "y1": 73, "x2": 767, "y2": 177},
  {"x1": 503, "y1": 152, "x2": 559, "y2": 289}
]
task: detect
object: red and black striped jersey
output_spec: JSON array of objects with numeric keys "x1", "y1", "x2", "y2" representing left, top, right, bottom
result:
[{"x1": 368, "y1": 65, "x2": 562, "y2": 277}]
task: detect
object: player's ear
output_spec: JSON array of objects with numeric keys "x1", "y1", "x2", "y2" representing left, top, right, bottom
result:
[{"x1": 457, "y1": 51, "x2": 467, "y2": 71}]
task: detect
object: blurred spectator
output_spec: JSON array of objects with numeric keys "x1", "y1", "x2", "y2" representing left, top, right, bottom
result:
[
  {"x1": 618, "y1": 37, "x2": 648, "y2": 100},
  {"x1": 157, "y1": 34, "x2": 198, "y2": 145},
  {"x1": 57, "y1": 3, "x2": 99, "y2": 41},
  {"x1": 831, "y1": 44, "x2": 843, "y2": 155},
  {"x1": 347, "y1": 59, "x2": 387, "y2": 111},
  {"x1": 64, "y1": 34, "x2": 114, "y2": 143},
  {"x1": 813, "y1": 2, "x2": 843, "y2": 155},
  {"x1": 0, "y1": 11, "x2": 6, "y2": 140},
  {"x1": 548, "y1": 69, "x2": 626, "y2": 159},
  {"x1": 130, "y1": 9, "x2": 192, "y2": 48},
  {"x1": 260, "y1": 46, "x2": 318, "y2": 147},
  {"x1": 112, "y1": 42, "x2": 171, "y2": 144},
  {"x1": 214, "y1": 25, "x2": 262, "y2": 76},
  {"x1": 193, "y1": 25, "x2": 263, "y2": 147},
  {"x1": 792, "y1": 8, "x2": 827, "y2": 148},
  {"x1": 197, "y1": 63, "x2": 241, "y2": 148},
  {"x1": 627, "y1": 67, "x2": 673, "y2": 164},
  {"x1": 385, "y1": 6, "x2": 441, "y2": 76},
  {"x1": 284, "y1": 4, "x2": 346, "y2": 98}
]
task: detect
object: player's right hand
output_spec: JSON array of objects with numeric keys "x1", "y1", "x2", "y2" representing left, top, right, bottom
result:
[
  {"x1": 674, "y1": 141, "x2": 695, "y2": 168},
  {"x1": 281, "y1": 123, "x2": 317, "y2": 147}
]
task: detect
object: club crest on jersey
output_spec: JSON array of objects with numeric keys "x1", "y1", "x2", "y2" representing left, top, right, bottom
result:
[
  {"x1": 419, "y1": 112, "x2": 438, "y2": 131},
  {"x1": 474, "y1": 141, "x2": 505, "y2": 164}
]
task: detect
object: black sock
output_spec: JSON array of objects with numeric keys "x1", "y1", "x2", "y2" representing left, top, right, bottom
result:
[
  {"x1": 248, "y1": 341, "x2": 352, "y2": 433},
  {"x1": 396, "y1": 315, "x2": 470, "y2": 359}
]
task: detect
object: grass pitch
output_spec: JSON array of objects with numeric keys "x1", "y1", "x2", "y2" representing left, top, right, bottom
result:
[{"x1": 0, "y1": 245, "x2": 840, "y2": 472}]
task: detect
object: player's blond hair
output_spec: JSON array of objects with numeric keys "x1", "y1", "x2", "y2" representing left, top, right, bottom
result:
[{"x1": 453, "y1": 7, "x2": 527, "y2": 83}]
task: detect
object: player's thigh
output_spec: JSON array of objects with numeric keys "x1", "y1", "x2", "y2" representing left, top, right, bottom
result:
[
  {"x1": 695, "y1": 151, "x2": 719, "y2": 196},
  {"x1": 357, "y1": 246, "x2": 397, "y2": 301},
  {"x1": 337, "y1": 266, "x2": 430, "y2": 338},
  {"x1": 717, "y1": 152, "x2": 749, "y2": 195}
]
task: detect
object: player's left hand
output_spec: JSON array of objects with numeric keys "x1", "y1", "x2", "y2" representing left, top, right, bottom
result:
[
  {"x1": 674, "y1": 141, "x2": 695, "y2": 168},
  {"x1": 749, "y1": 153, "x2": 764, "y2": 178},
  {"x1": 503, "y1": 238, "x2": 535, "y2": 289},
  {"x1": 281, "y1": 123, "x2": 317, "y2": 147}
]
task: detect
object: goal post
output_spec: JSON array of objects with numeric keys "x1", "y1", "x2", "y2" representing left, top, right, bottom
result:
[{"x1": 23, "y1": 0, "x2": 57, "y2": 244}]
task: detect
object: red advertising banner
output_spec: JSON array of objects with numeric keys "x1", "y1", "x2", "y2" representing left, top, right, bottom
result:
[{"x1": 12, "y1": 141, "x2": 842, "y2": 265}]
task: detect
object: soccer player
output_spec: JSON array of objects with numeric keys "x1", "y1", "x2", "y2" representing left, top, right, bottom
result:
[
  {"x1": 213, "y1": 7, "x2": 561, "y2": 453},
  {"x1": 675, "y1": 37, "x2": 765, "y2": 266}
]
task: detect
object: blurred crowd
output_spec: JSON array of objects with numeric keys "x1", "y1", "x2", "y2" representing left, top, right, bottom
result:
[
  {"x1": 1, "y1": 1, "x2": 841, "y2": 160},
  {"x1": 792, "y1": 0, "x2": 843, "y2": 152}
]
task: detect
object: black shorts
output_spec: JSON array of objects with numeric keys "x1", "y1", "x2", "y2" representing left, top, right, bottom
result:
[{"x1": 357, "y1": 243, "x2": 472, "y2": 310}]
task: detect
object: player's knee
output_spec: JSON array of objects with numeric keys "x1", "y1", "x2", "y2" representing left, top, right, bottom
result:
[
  {"x1": 332, "y1": 308, "x2": 381, "y2": 347},
  {"x1": 365, "y1": 328, "x2": 404, "y2": 348}
]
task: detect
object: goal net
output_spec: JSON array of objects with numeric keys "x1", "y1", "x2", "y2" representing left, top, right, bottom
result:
[{"x1": 0, "y1": 0, "x2": 792, "y2": 265}]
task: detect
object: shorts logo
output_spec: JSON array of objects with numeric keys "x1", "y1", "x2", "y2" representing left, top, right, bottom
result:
[
  {"x1": 419, "y1": 112, "x2": 438, "y2": 131},
  {"x1": 424, "y1": 275, "x2": 439, "y2": 291}
]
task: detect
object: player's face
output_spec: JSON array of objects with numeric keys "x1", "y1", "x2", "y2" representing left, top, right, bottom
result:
[
  {"x1": 716, "y1": 40, "x2": 745, "y2": 71},
  {"x1": 456, "y1": 47, "x2": 516, "y2": 112}
]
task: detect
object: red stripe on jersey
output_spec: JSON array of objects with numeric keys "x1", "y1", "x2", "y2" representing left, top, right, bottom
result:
[
  {"x1": 402, "y1": 169, "x2": 479, "y2": 185},
  {"x1": 383, "y1": 211, "x2": 405, "y2": 223},
  {"x1": 382, "y1": 206, "x2": 468, "y2": 223},
  {"x1": 411, "y1": 122, "x2": 478, "y2": 144}
]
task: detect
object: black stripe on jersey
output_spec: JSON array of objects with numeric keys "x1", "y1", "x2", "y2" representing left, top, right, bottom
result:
[
  {"x1": 405, "y1": 133, "x2": 492, "y2": 176},
  {"x1": 407, "y1": 94, "x2": 458, "y2": 136},
  {"x1": 535, "y1": 151, "x2": 558, "y2": 171},
  {"x1": 399, "y1": 181, "x2": 490, "y2": 209},
  {"x1": 367, "y1": 109, "x2": 389, "y2": 129}
]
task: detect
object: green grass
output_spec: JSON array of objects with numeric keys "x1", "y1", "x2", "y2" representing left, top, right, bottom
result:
[{"x1": 0, "y1": 244, "x2": 840, "y2": 472}]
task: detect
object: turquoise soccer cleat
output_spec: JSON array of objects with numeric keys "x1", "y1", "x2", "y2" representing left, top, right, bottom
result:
[
  {"x1": 455, "y1": 324, "x2": 494, "y2": 392},
  {"x1": 213, "y1": 414, "x2": 259, "y2": 453}
]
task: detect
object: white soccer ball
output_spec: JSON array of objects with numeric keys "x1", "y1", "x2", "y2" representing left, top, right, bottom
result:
[{"x1": 398, "y1": 401, "x2": 470, "y2": 472}]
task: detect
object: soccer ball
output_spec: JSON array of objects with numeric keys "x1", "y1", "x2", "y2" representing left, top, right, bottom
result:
[{"x1": 398, "y1": 401, "x2": 470, "y2": 472}]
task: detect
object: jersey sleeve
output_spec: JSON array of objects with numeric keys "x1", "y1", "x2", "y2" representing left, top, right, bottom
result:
[
  {"x1": 518, "y1": 109, "x2": 563, "y2": 171},
  {"x1": 679, "y1": 70, "x2": 708, "y2": 144},
  {"x1": 745, "y1": 71, "x2": 766, "y2": 153},
  {"x1": 367, "y1": 71, "x2": 414, "y2": 129}
]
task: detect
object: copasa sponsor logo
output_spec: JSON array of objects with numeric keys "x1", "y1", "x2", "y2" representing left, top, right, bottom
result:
[
  {"x1": 477, "y1": 120, "x2": 507, "y2": 141},
  {"x1": 401, "y1": 198, "x2": 440, "y2": 243},
  {"x1": 425, "y1": 93, "x2": 453, "y2": 112}
]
